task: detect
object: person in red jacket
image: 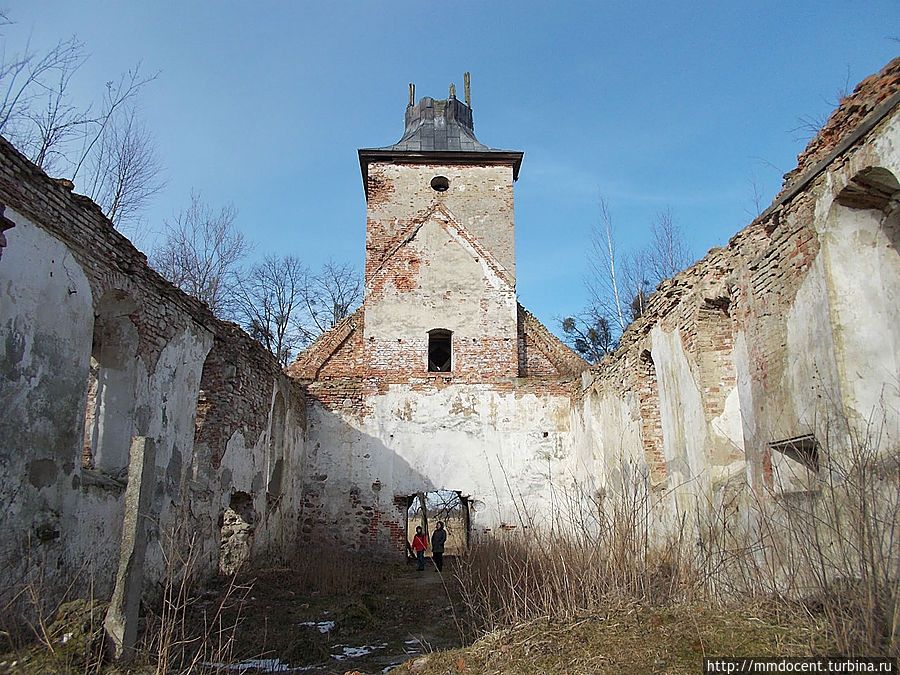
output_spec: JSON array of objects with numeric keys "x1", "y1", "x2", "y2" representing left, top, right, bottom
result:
[{"x1": 411, "y1": 526, "x2": 428, "y2": 571}]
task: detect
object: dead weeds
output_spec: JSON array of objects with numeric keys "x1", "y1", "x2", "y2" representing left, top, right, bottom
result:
[{"x1": 403, "y1": 601, "x2": 825, "y2": 675}]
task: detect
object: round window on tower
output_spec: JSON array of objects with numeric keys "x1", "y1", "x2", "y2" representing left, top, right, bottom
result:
[{"x1": 430, "y1": 176, "x2": 450, "y2": 192}]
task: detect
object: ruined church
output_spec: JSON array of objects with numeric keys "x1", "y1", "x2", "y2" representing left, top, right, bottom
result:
[
  {"x1": 287, "y1": 78, "x2": 589, "y2": 550},
  {"x1": 1, "y1": 59, "x2": 899, "y2": 646}
]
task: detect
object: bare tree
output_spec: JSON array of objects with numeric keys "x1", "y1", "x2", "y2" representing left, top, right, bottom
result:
[
  {"x1": 69, "y1": 64, "x2": 158, "y2": 186},
  {"x1": 0, "y1": 33, "x2": 86, "y2": 146},
  {"x1": 83, "y1": 107, "x2": 162, "y2": 230},
  {"x1": 235, "y1": 254, "x2": 308, "y2": 365},
  {"x1": 20, "y1": 42, "x2": 88, "y2": 175},
  {"x1": 585, "y1": 196, "x2": 627, "y2": 332},
  {"x1": 151, "y1": 192, "x2": 252, "y2": 317},
  {"x1": 0, "y1": 18, "x2": 161, "y2": 228},
  {"x1": 563, "y1": 198, "x2": 693, "y2": 351},
  {"x1": 645, "y1": 208, "x2": 692, "y2": 283},
  {"x1": 301, "y1": 260, "x2": 362, "y2": 339},
  {"x1": 746, "y1": 173, "x2": 764, "y2": 219}
]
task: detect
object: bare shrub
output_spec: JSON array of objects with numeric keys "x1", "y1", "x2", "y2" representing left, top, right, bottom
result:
[
  {"x1": 288, "y1": 544, "x2": 384, "y2": 597},
  {"x1": 139, "y1": 528, "x2": 251, "y2": 672},
  {"x1": 458, "y1": 414, "x2": 899, "y2": 656},
  {"x1": 455, "y1": 477, "x2": 702, "y2": 635},
  {"x1": 698, "y1": 416, "x2": 900, "y2": 655},
  {"x1": 0, "y1": 549, "x2": 107, "y2": 673}
]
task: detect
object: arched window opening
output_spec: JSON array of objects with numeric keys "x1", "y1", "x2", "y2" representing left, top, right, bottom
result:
[
  {"x1": 428, "y1": 329, "x2": 452, "y2": 372},
  {"x1": 834, "y1": 166, "x2": 899, "y2": 211},
  {"x1": 267, "y1": 392, "x2": 286, "y2": 502},
  {"x1": 83, "y1": 290, "x2": 139, "y2": 477},
  {"x1": 823, "y1": 166, "x2": 900, "y2": 446}
]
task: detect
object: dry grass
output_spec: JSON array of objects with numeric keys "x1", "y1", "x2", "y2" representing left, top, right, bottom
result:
[
  {"x1": 402, "y1": 601, "x2": 824, "y2": 674},
  {"x1": 454, "y1": 477, "x2": 702, "y2": 637},
  {"x1": 451, "y1": 422, "x2": 899, "y2": 660},
  {"x1": 3, "y1": 418, "x2": 897, "y2": 672},
  {"x1": 697, "y1": 420, "x2": 900, "y2": 656}
]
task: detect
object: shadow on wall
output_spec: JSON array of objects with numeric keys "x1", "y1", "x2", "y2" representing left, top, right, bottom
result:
[
  {"x1": 299, "y1": 401, "x2": 455, "y2": 556},
  {"x1": 190, "y1": 331, "x2": 307, "y2": 579}
]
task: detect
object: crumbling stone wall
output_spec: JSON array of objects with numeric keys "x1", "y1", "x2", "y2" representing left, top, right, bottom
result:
[
  {"x1": 0, "y1": 135, "x2": 307, "y2": 628},
  {"x1": 4, "y1": 56, "x2": 896, "y2": 628},
  {"x1": 576, "y1": 57, "x2": 900, "y2": 520}
]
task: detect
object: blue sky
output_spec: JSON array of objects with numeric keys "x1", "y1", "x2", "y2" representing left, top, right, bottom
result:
[{"x1": 8, "y1": 2, "x2": 899, "y2": 336}]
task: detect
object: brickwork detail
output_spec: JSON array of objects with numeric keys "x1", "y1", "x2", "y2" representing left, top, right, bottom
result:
[
  {"x1": 581, "y1": 58, "x2": 900, "y2": 501},
  {"x1": 637, "y1": 350, "x2": 667, "y2": 487},
  {"x1": 783, "y1": 58, "x2": 900, "y2": 191},
  {"x1": 194, "y1": 322, "x2": 305, "y2": 469},
  {"x1": 517, "y1": 304, "x2": 590, "y2": 377}
]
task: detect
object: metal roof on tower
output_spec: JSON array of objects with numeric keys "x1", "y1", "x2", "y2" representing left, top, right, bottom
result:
[{"x1": 358, "y1": 75, "x2": 523, "y2": 195}]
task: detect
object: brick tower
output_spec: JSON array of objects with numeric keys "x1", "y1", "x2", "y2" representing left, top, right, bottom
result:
[{"x1": 357, "y1": 78, "x2": 524, "y2": 382}]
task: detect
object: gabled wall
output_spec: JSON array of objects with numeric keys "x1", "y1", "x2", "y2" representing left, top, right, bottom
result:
[
  {"x1": 365, "y1": 163, "x2": 516, "y2": 281},
  {"x1": 289, "y1": 149, "x2": 589, "y2": 553},
  {"x1": 365, "y1": 163, "x2": 520, "y2": 381}
]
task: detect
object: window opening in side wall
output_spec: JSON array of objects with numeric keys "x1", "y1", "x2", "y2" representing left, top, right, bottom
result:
[
  {"x1": 83, "y1": 290, "x2": 139, "y2": 477},
  {"x1": 769, "y1": 434, "x2": 819, "y2": 472},
  {"x1": 427, "y1": 329, "x2": 452, "y2": 372}
]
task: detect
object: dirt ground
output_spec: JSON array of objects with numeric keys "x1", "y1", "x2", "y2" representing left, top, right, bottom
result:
[
  {"x1": 214, "y1": 555, "x2": 465, "y2": 674},
  {"x1": 0, "y1": 553, "x2": 841, "y2": 674}
]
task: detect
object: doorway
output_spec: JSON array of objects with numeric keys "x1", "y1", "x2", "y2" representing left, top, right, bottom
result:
[{"x1": 405, "y1": 490, "x2": 469, "y2": 557}]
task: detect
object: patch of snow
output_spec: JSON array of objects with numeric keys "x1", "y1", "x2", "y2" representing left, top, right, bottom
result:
[
  {"x1": 298, "y1": 620, "x2": 335, "y2": 633},
  {"x1": 200, "y1": 658, "x2": 293, "y2": 672},
  {"x1": 330, "y1": 642, "x2": 388, "y2": 660}
]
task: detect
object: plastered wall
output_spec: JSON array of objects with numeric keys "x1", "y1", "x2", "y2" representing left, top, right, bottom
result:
[
  {"x1": 576, "y1": 62, "x2": 900, "y2": 521},
  {"x1": 1, "y1": 59, "x2": 898, "y2": 631},
  {"x1": 0, "y1": 137, "x2": 307, "y2": 622}
]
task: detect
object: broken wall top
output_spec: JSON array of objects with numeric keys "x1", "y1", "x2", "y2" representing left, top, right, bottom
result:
[{"x1": 781, "y1": 56, "x2": 900, "y2": 194}]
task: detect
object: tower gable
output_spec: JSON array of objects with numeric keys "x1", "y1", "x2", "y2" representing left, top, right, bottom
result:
[
  {"x1": 364, "y1": 208, "x2": 518, "y2": 379},
  {"x1": 365, "y1": 162, "x2": 517, "y2": 283}
]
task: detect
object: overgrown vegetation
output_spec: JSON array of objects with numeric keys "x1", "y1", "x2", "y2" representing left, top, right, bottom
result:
[
  {"x1": 3, "y1": 423, "x2": 896, "y2": 673},
  {"x1": 0, "y1": 13, "x2": 162, "y2": 232},
  {"x1": 451, "y1": 423, "x2": 899, "y2": 663},
  {"x1": 0, "y1": 542, "x2": 448, "y2": 674}
]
